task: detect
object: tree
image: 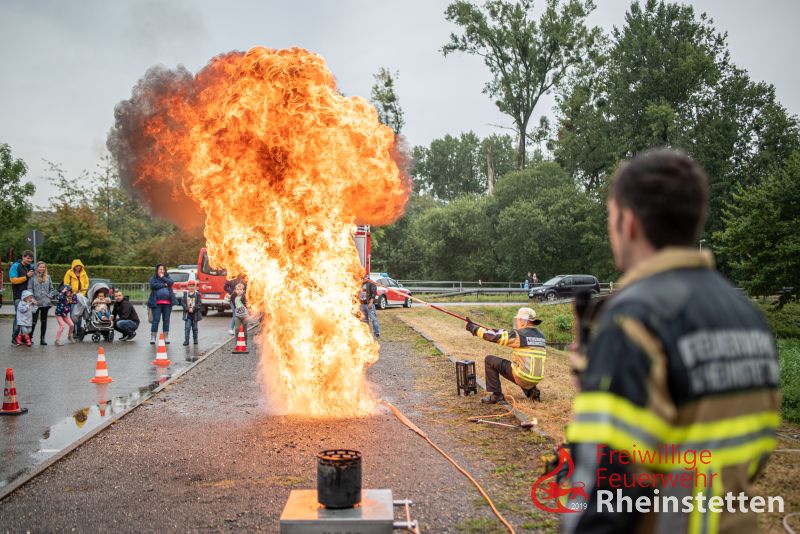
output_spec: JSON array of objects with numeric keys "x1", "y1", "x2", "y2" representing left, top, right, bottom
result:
[
  {"x1": 412, "y1": 132, "x2": 517, "y2": 200},
  {"x1": 370, "y1": 68, "x2": 405, "y2": 135},
  {"x1": 443, "y1": 0, "x2": 599, "y2": 170},
  {"x1": 715, "y1": 152, "x2": 800, "y2": 304},
  {"x1": 553, "y1": 0, "x2": 800, "y2": 238},
  {"x1": 0, "y1": 144, "x2": 36, "y2": 248}
]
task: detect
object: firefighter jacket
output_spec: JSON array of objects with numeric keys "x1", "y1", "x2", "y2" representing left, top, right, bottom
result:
[
  {"x1": 561, "y1": 248, "x2": 780, "y2": 534},
  {"x1": 475, "y1": 325, "x2": 546, "y2": 388}
]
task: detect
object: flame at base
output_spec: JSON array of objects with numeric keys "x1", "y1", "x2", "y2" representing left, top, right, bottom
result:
[{"x1": 109, "y1": 47, "x2": 408, "y2": 417}]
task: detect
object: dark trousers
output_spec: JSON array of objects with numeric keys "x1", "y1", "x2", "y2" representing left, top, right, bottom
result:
[
  {"x1": 484, "y1": 355, "x2": 518, "y2": 394},
  {"x1": 184, "y1": 318, "x2": 198, "y2": 342},
  {"x1": 30, "y1": 306, "x2": 51, "y2": 341},
  {"x1": 151, "y1": 304, "x2": 172, "y2": 333}
]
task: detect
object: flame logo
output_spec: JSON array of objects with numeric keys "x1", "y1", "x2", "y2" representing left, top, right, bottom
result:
[
  {"x1": 531, "y1": 447, "x2": 588, "y2": 513},
  {"x1": 109, "y1": 47, "x2": 409, "y2": 416}
]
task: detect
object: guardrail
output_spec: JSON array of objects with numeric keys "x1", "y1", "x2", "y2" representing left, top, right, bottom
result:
[{"x1": 398, "y1": 280, "x2": 616, "y2": 295}]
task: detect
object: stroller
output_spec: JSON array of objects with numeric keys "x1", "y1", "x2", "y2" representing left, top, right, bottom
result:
[{"x1": 74, "y1": 282, "x2": 115, "y2": 343}]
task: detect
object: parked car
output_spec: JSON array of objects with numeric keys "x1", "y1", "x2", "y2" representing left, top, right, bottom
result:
[
  {"x1": 168, "y1": 268, "x2": 198, "y2": 300},
  {"x1": 368, "y1": 273, "x2": 412, "y2": 310},
  {"x1": 528, "y1": 274, "x2": 600, "y2": 302}
]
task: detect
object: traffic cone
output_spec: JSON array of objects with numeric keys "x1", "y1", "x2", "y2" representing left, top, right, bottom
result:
[
  {"x1": 232, "y1": 326, "x2": 249, "y2": 354},
  {"x1": 151, "y1": 333, "x2": 171, "y2": 367},
  {"x1": 1, "y1": 368, "x2": 28, "y2": 416},
  {"x1": 90, "y1": 347, "x2": 113, "y2": 384}
]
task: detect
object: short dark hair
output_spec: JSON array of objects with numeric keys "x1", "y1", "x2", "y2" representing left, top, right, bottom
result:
[
  {"x1": 610, "y1": 149, "x2": 708, "y2": 248},
  {"x1": 22, "y1": 250, "x2": 34, "y2": 258}
]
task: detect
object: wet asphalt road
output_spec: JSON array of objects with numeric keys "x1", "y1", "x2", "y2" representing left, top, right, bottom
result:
[
  {"x1": 0, "y1": 320, "x2": 498, "y2": 533},
  {"x1": 0, "y1": 306, "x2": 234, "y2": 489}
]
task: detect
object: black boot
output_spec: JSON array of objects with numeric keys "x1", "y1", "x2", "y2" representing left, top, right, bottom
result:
[
  {"x1": 481, "y1": 392, "x2": 505, "y2": 404},
  {"x1": 183, "y1": 338, "x2": 189, "y2": 346},
  {"x1": 524, "y1": 386, "x2": 541, "y2": 402}
]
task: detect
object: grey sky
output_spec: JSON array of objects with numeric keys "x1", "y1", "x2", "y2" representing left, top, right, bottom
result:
[{"x1": 1, "y1": 0, "x2": 798, "y2": 206}]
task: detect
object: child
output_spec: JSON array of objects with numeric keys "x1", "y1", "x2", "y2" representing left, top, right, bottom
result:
[
  {"x1": 15, "y1": 290, "x2": 39, "y2": 347},
  {"x1": 180, "y1": 280, "x2": 203, "y2": 346},
  {"x1": 232, "y1": 282, "x2": 249, "y2": 343},
  {"x1": 92, "y1": 288, "x2": 112, "y2": 322},
  {"x1": 55, "y1": 285, "x2": 77, "y2": 346}
]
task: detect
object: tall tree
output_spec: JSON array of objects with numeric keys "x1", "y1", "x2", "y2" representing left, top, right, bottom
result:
[
  {"x1": 443, "y1": 0, "x2": 599, "y2": 170},
  {"x1": 370, "y1": 67, "x2": 405, "y2": 135},
  {"x1": 554, "y1": 0, "x2": 800, "y2": 238},
  {"x1": 0, "y1": 144, "x2": 36, "y2": 248},
  {"x1": 412, "y1": 132, "x2": 516, "y2": 200},
  {"x1": 715, "y1": 151, "x2": 800, "y2": 305}
]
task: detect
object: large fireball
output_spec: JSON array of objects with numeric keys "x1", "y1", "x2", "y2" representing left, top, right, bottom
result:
[{"x1": 108, "y1": 47, "x2": 409, "y2": 416}]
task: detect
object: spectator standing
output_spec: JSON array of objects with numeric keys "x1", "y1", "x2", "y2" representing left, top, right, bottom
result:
[
  {"x1": 28, "y1": 261, "x2": 55, "y2": 345},
  {"x1": 224, "y1": 275, "x2": 246, "y2": 335},
  {"x1": 532, "y1": 272, "x2": 539, "y2": 285},
  {"x1": 179, "y1": 280, "x2": 203, "y2": 345},
  {"x1": 63, "y1": 259, "x2": 89, "y2": 296},
  {"x1": 147, "y1": 264, "x2": 176, "y2": 344},
  {"x1": 111, "y1": 289, "x2": 140, "y2": 341},
  {"x1": 232, "y1": 282, "x2": 250, "y2": 343},
  {"x1": 358, "y1": 275, "x2": 380, "y2": 339},
  {"x1": 15, "y1": 290, "x2": 39, "y2": 347},
  {"x1": 524, "y1": 271, "x2": 534, "y2": 290},
  {"x1": 9, "y1": 250, "x2": 35, "y2": 345},
  {"x1": 54, "y1": 285, "x2": 76, "y2": 345}
]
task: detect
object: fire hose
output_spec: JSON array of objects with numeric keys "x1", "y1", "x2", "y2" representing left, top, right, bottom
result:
[
  {"x1": 382, "y1": 399, "x2": 517, "y2": 534},
  {"x1": 366, "y1": 280, "x2": 490, "y2": 329}
]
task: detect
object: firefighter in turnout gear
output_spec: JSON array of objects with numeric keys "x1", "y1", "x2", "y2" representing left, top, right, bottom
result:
[
  {"x1": 561, "y1": 150, "x2": 781, "y2": 534},
  {"x1": 466, "y1": 307, "x2": 546, "y2": 403}
]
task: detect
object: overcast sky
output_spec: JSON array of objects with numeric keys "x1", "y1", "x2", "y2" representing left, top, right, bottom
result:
[{"x1": 2, "y1": 0, "x2": 798, "y2": 206}]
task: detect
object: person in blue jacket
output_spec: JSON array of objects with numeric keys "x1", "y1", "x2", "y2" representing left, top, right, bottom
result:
[{"x1": 147, "y1": 264, "x2": 176, "y2": 344}]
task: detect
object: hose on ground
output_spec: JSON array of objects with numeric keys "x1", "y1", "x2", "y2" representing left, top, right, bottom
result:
[{"x1": 381, "y1": 399, "x2": 516, "y2": 534}]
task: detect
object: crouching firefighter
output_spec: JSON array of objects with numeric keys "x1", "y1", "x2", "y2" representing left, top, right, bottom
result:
[{"x1": 465, "y1": 307, "x2": 546, "y2": 403}]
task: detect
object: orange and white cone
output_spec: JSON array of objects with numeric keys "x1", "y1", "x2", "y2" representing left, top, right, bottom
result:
[
  {"x1": 1, "y1": 368, "x2": 28, "y2": 416},
  {"x1": 232, "y1": 326, "x2": 249, "y2": 354},
  {"x1": 151, "y1": 333, "x2": 171, "y2": 367},
  {"x1": 90, "y1": 347, "x2": 113, "y2": 384}
]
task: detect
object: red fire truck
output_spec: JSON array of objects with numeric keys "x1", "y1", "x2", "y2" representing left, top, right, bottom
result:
[{"x1": 196, "y1": 226, "x2": 372, "y2": 315}]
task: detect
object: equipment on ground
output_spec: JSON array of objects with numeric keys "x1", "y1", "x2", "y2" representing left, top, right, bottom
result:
[
  {"x1": 455, "y1": 360, "x2": 478, "y2": 396},
  {"x1": 279, "y1": 447, "x2": 419, "y2": 533}
]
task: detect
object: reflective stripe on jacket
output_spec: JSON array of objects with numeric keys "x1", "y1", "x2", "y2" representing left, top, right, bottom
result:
[
  {"x1": 476, "y1": 326, "x2": 546, "y2": 387},
  {"x1": 561, "y1": 248, "x2": 780, "y2": 534}
]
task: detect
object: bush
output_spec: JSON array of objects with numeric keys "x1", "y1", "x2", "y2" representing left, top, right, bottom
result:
[
  {"x1": 778, "y1": 340, "x2": 800, "y2": 423},
  {"x1": 555, "y1": 314, "x2": 573, "y2": 333},
  {"x1": 756, "y1": 300, "x2": 800, "y2": 339}
]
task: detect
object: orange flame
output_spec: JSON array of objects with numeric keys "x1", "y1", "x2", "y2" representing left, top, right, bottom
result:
[{"x1": 109, "y1": 47, "x2": 409, "y2": 416}]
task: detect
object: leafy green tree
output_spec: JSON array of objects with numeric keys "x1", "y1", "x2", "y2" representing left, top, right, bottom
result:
[
  {"x1": 0, "y1": 144, "x2": 36, "y2": 248},
  {"x1": 443, "y1": 0, "x2": 599, "y2": 169},
  {"x1": 554, "y1": 0, "x2": 800, "y2": 239},
  {"x1": 370, "y1": 68, "x2": 405, "y2": 135},
  {"x1": 371, "y1": 193, "x2": 442, "y2": 276},
  {"x1": 37, "y1": 204, "x2": 115, "y2": 265},
  {"x1": 716, "y1": 152, "x2": 800, "y2": 304},
  {"x1": 412, "y1": 132, "x2": 517, "y2": 200}
]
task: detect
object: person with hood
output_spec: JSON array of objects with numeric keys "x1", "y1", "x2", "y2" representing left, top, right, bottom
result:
[
  {"x1": 15, "y1": 290, "x2": 39, "y2": 347},
  {"x1": 63, "y1": 259, "x2": 89, "y2": 296},
  {"x1": 28, "y1": 261, "x2": 55, "y2": 345},
  {"x1": 147, "y1": 264, "x2": 176, "y2": 344}
]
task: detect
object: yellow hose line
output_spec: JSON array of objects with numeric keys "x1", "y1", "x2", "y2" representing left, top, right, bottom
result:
[{"x1": 381, "y1": 399, "x2": 517, "y2": 534}]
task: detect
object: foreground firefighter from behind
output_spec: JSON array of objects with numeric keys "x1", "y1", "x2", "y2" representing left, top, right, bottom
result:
[
  {"x1": 562, "y1": 149, "x2": 780, "y2": 533},
  {"x1": 465, "y1": 307, "x2": 546, "y2": 403}
]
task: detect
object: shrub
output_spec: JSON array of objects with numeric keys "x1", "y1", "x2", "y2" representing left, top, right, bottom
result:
[
  {"x1": 778, "y1": 340, "x2": 800, "y2": 423},
  {"x1": 555, "y1": 314, "x2": 573, "y2": 333}
]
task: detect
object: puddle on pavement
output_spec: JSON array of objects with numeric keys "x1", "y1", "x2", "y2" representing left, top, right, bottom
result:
[{"x1": 0, "y1": 373, "x2": 172, "y2": 489}]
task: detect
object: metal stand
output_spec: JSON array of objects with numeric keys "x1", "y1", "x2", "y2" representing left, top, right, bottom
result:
[{"x1": 456, "y1": 360, "x2": 478, "y2": 396}]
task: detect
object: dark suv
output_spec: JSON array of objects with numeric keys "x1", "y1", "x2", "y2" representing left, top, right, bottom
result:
[{"x1": 528, "y1": 274, "x2": 600, "y2": 302}]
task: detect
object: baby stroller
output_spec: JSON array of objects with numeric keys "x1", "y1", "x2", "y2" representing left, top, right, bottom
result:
[{"x1": 75, "y1": 282, "x2": 115, "y2": 343}]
